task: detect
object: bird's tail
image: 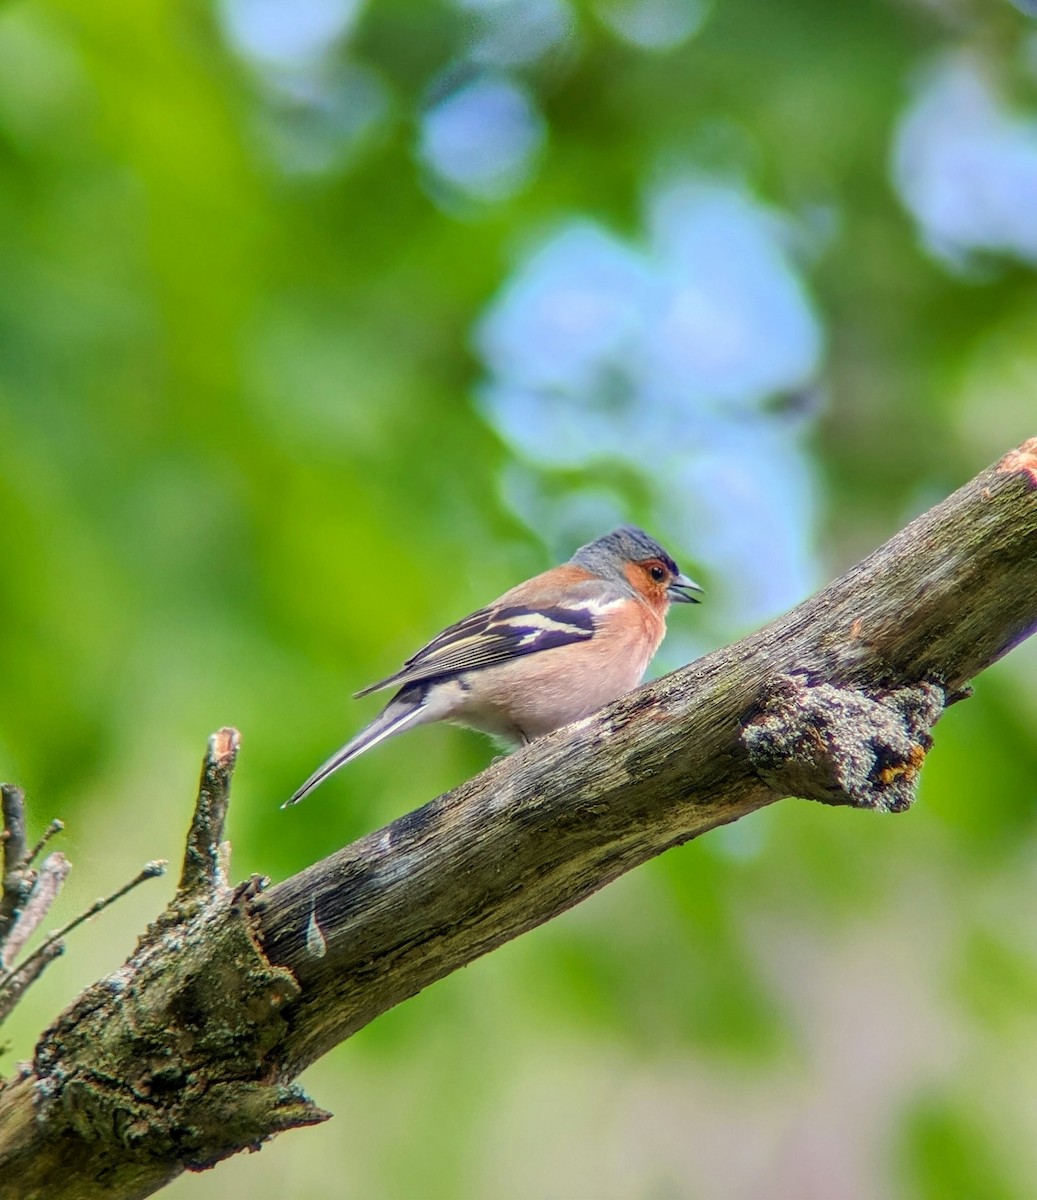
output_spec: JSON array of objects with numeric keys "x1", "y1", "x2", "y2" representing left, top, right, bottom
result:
[{"x1": 283, "y1": 690, "x2": 426, "y2": 808}]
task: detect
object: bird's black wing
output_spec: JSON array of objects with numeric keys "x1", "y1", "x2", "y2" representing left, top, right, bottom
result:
[{"x1": 354, "y1": 602, "x2": 599, "y2": 697}]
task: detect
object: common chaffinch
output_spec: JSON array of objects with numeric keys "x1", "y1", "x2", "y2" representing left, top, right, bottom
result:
[{"x1": 285, "y1": 525, "x2": 701, "y2": 806}]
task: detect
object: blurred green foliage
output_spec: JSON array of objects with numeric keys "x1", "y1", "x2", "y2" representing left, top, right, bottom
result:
[{"x1": 1, "y1": 0, "x2": 1035, "y2": 1196}]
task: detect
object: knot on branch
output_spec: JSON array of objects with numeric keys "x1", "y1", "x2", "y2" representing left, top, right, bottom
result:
[
  {"x1": 741, "y1": 676, "x2": 945, "y2": 813},
  {"x1": 31, "y1": 869, "x2": 321, "y2": 1171}
]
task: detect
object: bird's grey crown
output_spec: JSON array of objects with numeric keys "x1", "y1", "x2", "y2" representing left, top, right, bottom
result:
[{"x1": 570, "y1": 524, "x2": 681, "y2": 584}]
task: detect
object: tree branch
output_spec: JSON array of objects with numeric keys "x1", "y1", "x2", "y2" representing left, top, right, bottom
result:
[
  {"x1": 1, "y1": 787, "x2": 31, "y2": 951},
  {"x1": 257, "y1": 437, "x2": 1037, "y2": 1073},
  {"x1": 1, "y1": 438, "x2": 1035, "y2": 1198}
]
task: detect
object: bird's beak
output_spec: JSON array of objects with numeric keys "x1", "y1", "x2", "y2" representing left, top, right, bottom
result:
[{"x1": 667, "y1": 572, "x2": 703, "y2": 604}]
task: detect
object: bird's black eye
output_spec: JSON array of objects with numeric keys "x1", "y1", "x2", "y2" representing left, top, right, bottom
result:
[{"x1": 648, "y1": 563, "x2": 667, "y2": 583}]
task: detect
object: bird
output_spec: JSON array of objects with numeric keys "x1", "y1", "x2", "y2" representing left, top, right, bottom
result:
[{"x1": 284, "y1": 525, "x2": 701, "y2": 806}]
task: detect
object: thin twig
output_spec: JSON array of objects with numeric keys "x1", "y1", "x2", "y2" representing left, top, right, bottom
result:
[
  {"x1": 0, "y1": 860, "x2": 167, "y2": 994},
  {"x1": 24, "y1": 820, "x2": 65, "y2": 869}
]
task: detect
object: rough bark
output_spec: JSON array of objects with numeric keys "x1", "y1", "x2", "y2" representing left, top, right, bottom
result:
[{"x1": 1, "y1": 438, "x2": 1035, "y2": 1199}]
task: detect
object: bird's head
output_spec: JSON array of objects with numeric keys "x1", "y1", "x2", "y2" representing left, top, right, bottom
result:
[{"x1": 571, "y1": 525, "x2": 702, "y2": 608}]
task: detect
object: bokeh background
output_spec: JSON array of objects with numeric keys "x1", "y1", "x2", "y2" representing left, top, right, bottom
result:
[{"x1": 2, "y1": 0, "x2": 1036, "y2": 1196}]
